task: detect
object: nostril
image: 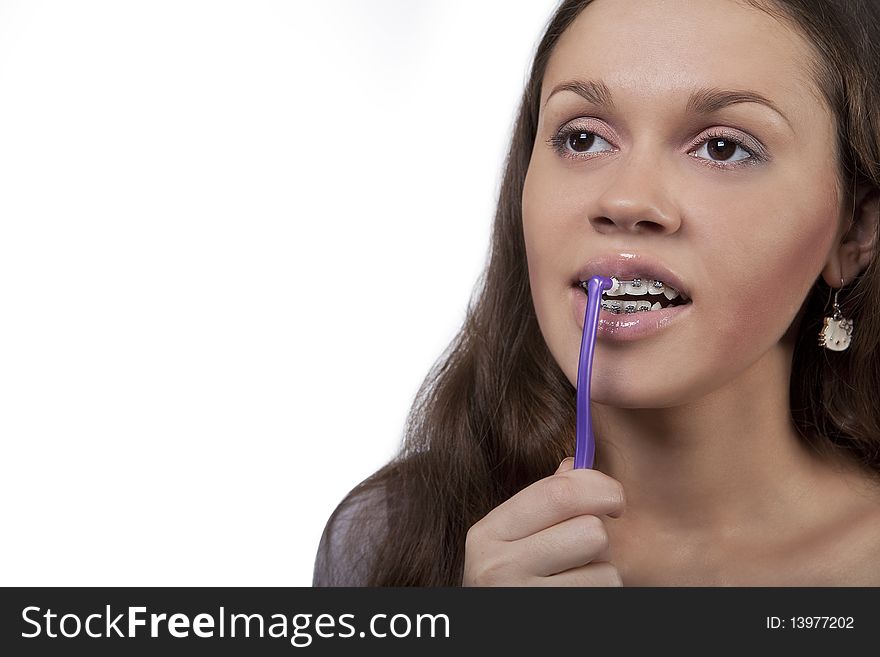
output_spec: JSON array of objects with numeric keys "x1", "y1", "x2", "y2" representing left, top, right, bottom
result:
[
  {"x1": 591, "y1": 217, "x2": 616, "y2": 229},
  {"x1": 633, "y1": 220, "x2": 666, "y2": 233}
]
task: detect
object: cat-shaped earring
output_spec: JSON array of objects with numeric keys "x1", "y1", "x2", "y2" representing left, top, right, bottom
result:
[{"x1": 818, "y1": 277, "x2": 854, "y2": 351}]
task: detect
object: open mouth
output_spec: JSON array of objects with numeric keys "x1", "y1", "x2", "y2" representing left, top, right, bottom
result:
[{"x1": 577, "y1": 276, "x2": 692, "y2": 314}]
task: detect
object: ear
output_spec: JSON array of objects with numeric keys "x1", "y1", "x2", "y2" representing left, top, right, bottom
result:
[{"x1": 821, "y1": 183, "x2": 879, "y2": 287}]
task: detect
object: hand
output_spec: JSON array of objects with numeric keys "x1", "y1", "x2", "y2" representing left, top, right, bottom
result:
[{"x1": 462, "y1": 457, "x2": 626, "y2": 586}]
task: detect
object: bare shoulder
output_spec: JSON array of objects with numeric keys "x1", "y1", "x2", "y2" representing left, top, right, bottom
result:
[
  {"x1": 828, "y1": 469, "x2": 880, "y2": 584},
  {"x1": 842, "y1": 512, "x2": 880, "y2": 585}
]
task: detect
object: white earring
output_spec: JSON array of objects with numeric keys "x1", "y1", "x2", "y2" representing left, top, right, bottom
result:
[{"x1": 818, "y1": 277, "x2": 854, "y2": 351}]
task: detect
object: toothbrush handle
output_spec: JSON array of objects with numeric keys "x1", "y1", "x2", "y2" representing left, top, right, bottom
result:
[{"x1": 574, "y1": 275, "x2": 612, "y2": 469}]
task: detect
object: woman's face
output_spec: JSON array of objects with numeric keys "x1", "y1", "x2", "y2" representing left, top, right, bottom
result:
[{"x1": 522, "y1": 0, "x2": 845, "y2": 407}]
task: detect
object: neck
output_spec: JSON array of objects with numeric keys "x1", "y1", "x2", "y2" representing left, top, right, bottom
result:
[{"x1": 591, "y1": 342, "x2": 836, "y2": 535}]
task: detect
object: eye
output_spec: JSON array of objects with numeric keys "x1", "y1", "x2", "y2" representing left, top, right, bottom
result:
[
  {"x1": 545, "y1": 127, "x2": 614, "y2": 158},
  {"x1": 690, "y1": 130, "x2": 763, "y2": 168}
]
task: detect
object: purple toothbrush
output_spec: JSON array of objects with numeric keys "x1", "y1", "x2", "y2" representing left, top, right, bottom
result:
[{"x1": 574, "y1": 275, "x2": 613, "y2": 469}]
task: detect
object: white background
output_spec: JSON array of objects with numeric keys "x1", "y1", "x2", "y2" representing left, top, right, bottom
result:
[{"x1": 0, "y1": 0, "x2": 560, "y2": 585}]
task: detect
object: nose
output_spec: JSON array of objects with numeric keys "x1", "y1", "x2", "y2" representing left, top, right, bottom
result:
[{"x1": 588, "y1": 155, "x2": 682, "y2": 235}]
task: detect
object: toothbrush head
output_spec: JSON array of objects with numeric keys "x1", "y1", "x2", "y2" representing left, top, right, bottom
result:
[{"x1": 585, "y1": 275, "x2": 614, "y2": 296}]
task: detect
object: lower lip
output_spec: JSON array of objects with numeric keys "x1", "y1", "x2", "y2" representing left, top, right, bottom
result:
[{"x1": 570, "y1": 286, "x2": 693, "y2": 342}]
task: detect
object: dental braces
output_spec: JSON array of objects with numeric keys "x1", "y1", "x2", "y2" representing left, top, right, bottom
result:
[
  {"x1": 601, "y1": 300, "x2": 661, "y2": 314},
  {"x1": 579, "y1": 276, "x2": 688, "y2": 315},
  {"x1": 578, "y1": 277, "x2": 669, "y2": 291}
]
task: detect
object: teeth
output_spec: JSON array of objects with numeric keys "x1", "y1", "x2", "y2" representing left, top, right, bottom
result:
[
  {"x1": 600, "y1": 298, "x2": 668, "y2": 314},
  {"x1": 595, "y1": 277, "x2": 681, "y2": 298},
  {"x1": 590, "y1": 275, "x2": 688, "y2": 313},
  {"x1": 624, "y1": 279, "x2": 645, "y2": 295}
]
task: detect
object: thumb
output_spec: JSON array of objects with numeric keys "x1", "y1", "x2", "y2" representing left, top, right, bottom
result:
[{"x1": 555, "y1": 456, "x2": 575, "y2": 474}]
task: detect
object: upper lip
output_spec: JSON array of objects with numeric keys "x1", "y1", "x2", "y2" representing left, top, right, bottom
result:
[{"x1": 572, "y1": 253, "x2": 692, "y2": 301}]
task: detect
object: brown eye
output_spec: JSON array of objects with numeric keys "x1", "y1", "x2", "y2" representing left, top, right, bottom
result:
[
  {"x1": 707, "y1": 138, "x2": 737, "y2": 161},
  {"x1": 568, "y1": 131, "x2": 596, "y2": 153},
  {"x1": 547, "y1": 128, "x2": 613, "y2": 158},
  {"x1": 691, "y1": 130, "x2": 758, "y2": 167}
]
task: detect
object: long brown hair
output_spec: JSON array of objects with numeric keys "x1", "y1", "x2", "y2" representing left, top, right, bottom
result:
[{"x1": 319, "y1": 0, "x2": 880, "y2": 586}]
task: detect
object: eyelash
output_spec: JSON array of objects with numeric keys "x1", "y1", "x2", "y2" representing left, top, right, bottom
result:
[{"x1": 545, "y1": 126, "x2": 766, "y2": 169}]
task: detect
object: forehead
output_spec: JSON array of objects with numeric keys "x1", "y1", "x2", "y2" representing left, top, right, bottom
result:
[{"x1": 542, "y1": 0, "x2": 821, "y2": 117}]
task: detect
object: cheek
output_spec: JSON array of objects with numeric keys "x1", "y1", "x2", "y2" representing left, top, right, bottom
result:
[
  {"x1": 522, "y1": 162, "x2": 570, "y2": 303},
  {"x1": 701, "y1": 199, "x2": 837, "y2": 359},
  {"x1": 522, "y1": 161, "x2": 586, "y2": 380},
  {"x1": 522, "y1": 165, "x2": 572, "y2": 257}
]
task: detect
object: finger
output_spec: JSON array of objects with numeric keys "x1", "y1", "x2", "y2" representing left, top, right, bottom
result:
[
  {"x1": 484, "y1": 469, "x2": 626, "y2": 541},
  {"x1": 556, "y1": 459, "x2": 624, "y2": 520},
  {"x1": 507, "y1": 513, "x2": 613, "y2": 577},
  {"x1": 555, "y1": 457, "x2": 574, "y2": 473},
  {"x1": 531, "y1": 561, "x2": 623, "y2": 587}
]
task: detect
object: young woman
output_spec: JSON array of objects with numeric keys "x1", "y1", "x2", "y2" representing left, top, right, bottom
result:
[{"x1": 313, "y1": 0, "x2": 880, "y2": 586}]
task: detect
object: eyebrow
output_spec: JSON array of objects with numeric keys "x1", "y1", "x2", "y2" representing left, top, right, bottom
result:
[{"x1": 543, "y1": 78, "x2": 794, "y2": 132}]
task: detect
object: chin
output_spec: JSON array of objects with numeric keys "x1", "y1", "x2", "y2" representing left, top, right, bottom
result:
[{"x1": 589, "y1": 375, "x2": 692, "y2": 409}]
